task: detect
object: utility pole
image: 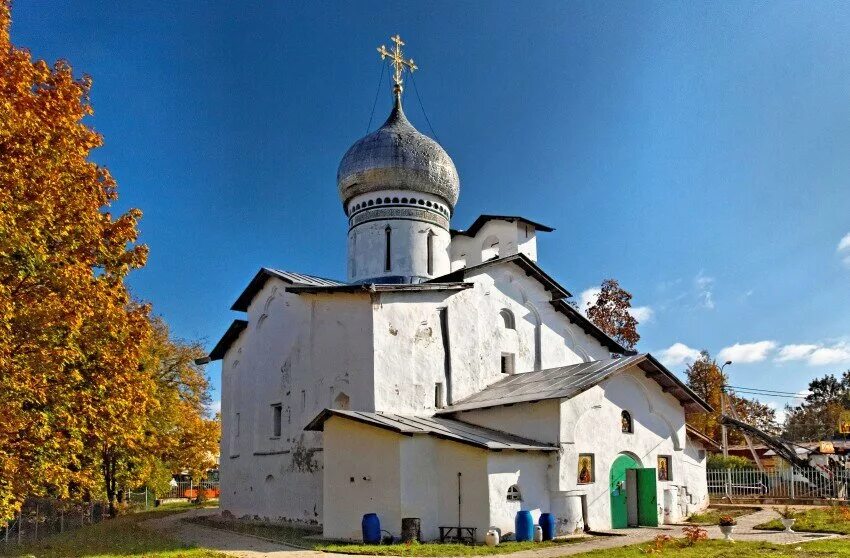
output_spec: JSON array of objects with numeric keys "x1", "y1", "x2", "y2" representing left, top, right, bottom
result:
[
  {"x1": 720, "y1": 360, "x2": 732, "y2": 500},
  {"x1": 720, "y1": 360, "x2": 732, "y2": 458}
]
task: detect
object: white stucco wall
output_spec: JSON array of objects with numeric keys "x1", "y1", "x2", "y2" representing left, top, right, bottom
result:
[
  {"x1": 681, "y1": 436, "x2": 710, "y2": 517},
  {"x1": 220, "y1": 279, "x2": 375, "y2": 523},
  {"x1": 456, "y1": 400, "x2": 561, "y2": 445},
  {"x1": 321, "y1": 417, "x2": 492, "y2": 542},
  {"x1": 486, "y1": 452, "x2": 553, "y2": 537},
  {"x1": 557, "y1": 367, "x2": 690, "y2": 530},
  {"x1": 450, "y1": 219, "x2": 539, "y2": 268},
  {"x1": 372, "y1": 263, "x2": 611, "y2": 414}
]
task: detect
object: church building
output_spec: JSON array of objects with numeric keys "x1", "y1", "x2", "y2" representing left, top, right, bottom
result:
[{"x1": 212, "y1": 35, "x2": 712, "y2": 540}]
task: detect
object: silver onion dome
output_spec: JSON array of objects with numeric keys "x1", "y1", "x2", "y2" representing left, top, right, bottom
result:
[{"x1": 337, "y1": 93, "x2": 460, "y2": 209}]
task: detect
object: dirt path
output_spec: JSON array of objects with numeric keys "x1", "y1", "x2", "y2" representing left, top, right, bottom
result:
[
  {"x1": 142, "y1": 507, "x2": 843, "y2": 558},
  {"x1": 143, "y1": 508, "x2": 324, "y2": 558}
]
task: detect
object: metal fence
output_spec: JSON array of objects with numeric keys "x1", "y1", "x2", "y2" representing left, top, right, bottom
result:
[
  {"x1": 1, "y1": 498, "x2": 109, "y2": 545},
  {"x1": 161, "y1": 480, "x2": 220, "y2": 501},
  {"x1": 708, "y1": 467, "x2": 850, "y2": 501}
]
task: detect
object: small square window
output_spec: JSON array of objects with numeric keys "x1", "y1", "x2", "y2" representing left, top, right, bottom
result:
[
  {"x1": 501, "y1": 353, "x2": 515, "y2": 374},
  {"x1": 271, "y1": 404, "x2": 282, "y2": 438}
]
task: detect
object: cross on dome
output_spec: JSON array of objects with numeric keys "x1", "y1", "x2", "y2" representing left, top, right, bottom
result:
[{"x1": 377, "y1": 34, "x2": 417, "y2": 93}]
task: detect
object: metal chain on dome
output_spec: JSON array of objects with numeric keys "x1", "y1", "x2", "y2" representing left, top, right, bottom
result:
[
  {"x1": 409, "y1": 71, "x2": 439, "y2": 143},
  {"x1": 366, "y1": 59, "x2": 386, "y2": 134}
]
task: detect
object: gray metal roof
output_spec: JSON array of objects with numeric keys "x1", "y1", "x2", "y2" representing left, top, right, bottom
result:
[
  {"x1": 436, "y1": 354, "x2": 712, "y2": 414},
  {"x1": 286, "y1": 282, "x2": 473, "y2": 295},
  {"x1": 231, "y1": 268, "x2": 345, "y2": 311},
  {"x1": 305, "y1": 409, "x2": 558, "y2": 452},
  {"x1": 266, "y1": 269, "x2": 344, "y2": 287}
]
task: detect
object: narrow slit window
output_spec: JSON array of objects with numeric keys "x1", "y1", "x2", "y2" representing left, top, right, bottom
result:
[
  {"x1": 427, "y1": 230, "x2": 435, "y2": 275},
  {"x1": 385, "y1": 225, "x2": 392, "y2": 272},
  {"x1": 235, "y1": 413, "x2": 240, "y2": 438},
  {"x1": 435, "y1": 382, "x2": 445, "y2": 409},
  {"x1": 271, "y1": 404, "x2": 282, "y2": 438}
]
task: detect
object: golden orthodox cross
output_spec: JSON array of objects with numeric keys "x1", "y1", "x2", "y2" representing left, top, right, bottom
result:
[{"x1": 377, "y1": 34, "x2": 418, "y2": 91}]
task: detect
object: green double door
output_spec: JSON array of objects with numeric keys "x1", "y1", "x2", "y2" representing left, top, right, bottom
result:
[{"x1": 609, "y1": 454, "x2": 658, "y2": 528}]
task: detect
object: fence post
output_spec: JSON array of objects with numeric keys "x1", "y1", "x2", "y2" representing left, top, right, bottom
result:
[
  {"x1": 17, "y1": 511, "x2": 21, "y2": 544},
  {"x1": 145, "y1": 488, "x2": 149, "y2": 510},
  {"x1": 789, "y1": 467, "x2": 795, "y2": 499},
  {"x1": 725, "y1": 468, "x2": 732, "y2": 500}
]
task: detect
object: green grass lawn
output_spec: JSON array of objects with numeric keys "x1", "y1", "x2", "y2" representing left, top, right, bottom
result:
[
  {"x1": 3, "y1": 504, "x2": 225, "y2": 558},
  {"x1": 573, "y1": 539, "x2": 850, "y2": 557},
  {"x1": 755, "y1": 506, "x2": 850, "y2": 535},
  {"x1": 685, "y1": 506, "x2": 757, "y2": 525},
  {"x1": 186, "y1": 515, "x2": 586, "y2": 555}
]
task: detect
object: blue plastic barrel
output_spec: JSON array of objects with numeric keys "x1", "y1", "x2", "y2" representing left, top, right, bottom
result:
[
  {"x1": 362, "y1": 513, "x2": 381, "y2": 544},
  {"x1": 515, "y1": 510, "x2": 534, "y2": 542},
  {"x1": 539, "y1": 513, "x2": 556, "y2": 541}
]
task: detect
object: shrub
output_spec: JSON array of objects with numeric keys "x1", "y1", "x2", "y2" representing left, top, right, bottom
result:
[
  {"x1": 718, "y1": 515, "x2": 737, "y2": 527},
  {"x1": 682, "y1": 526, "x2": 708, "y2": 545},
  {"x1": 707, "y1": 454, "x2": 755, "y2": 470}
]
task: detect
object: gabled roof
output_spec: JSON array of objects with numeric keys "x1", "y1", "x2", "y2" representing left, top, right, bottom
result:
[
  {"x1": 451, "y1": 215, "x2": 555, "y2": 238},
  {"x1": 231, "y1": 268, "x2": 345, "y2": 311},
  {"x1": 435, "y1": 354, "x2": 712, "y2": 415},
  {"x1": 429, "y1": 253, "x2": 571, "y2": 299},
  {"x1": 686, "y1": 425, "x2": 721, "y2": 450},
  {"x1": 550, "y1": 299, "x2": 634, "y2": 356},
  {"x1": 209, "y1": 319, "x2": 248, "y2": 361},
  {"x1": 305, "y1": 409, "x2": 558, "y2": 452},
  {"x1": 428, "y1": 254, "x2": 640, "y2": 355}
]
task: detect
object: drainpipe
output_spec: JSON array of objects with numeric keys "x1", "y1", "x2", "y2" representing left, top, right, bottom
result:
[{"x1": 438, "y1": 307, "x2": 453, "y2": 405}]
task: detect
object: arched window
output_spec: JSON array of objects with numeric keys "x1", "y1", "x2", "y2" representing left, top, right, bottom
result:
[
  {"x1": 333, "y1": 392, "x2": 350, "y2": 410},
  {"x1": 507, "y1": 485, "x2": 522, "y2": 502},
  {"x1": 499, "y1": 309, "x2": 515, "y2": 330},
  {"x1": 621, "y1": 410, "x2": 633, "y2": 433},
  {"x1": 481, "y1": 235, "x2": 500, "y2": 261}
]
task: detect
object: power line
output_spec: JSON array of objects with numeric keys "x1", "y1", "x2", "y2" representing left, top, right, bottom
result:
[
  {"x1": 366, "y1": 60, "x2": 386, "y2": 134},
  {"x1": 409, "y1": 71, "x2": 439, "y2": 142},
  {"x1": 727, "y1": 384, "x2": 806, "y2": 397}
]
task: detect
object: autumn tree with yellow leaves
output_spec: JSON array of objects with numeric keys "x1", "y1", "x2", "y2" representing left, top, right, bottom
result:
[{"x1": 0, "y1": 1, "x2": 218, "y2": 520}]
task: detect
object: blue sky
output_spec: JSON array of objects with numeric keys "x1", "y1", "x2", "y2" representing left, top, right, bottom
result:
[{"x1": 11, "y1": 1, "x2": 850, "y2": 420}]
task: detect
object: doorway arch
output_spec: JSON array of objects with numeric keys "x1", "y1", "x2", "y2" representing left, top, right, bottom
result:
[
  {"x1": 610, "y1": 454, "x2": 640, "y2": 529},
  {"x1": 610, "y1": 453, "x2": 658, "y2": 529}
]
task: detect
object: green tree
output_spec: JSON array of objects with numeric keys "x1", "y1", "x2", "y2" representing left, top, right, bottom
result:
[{"x1": 784, "y1": 371, "x2": 850, "y2": 441}]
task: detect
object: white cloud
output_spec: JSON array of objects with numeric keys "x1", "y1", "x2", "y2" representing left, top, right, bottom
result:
[
  {"x1": 766, "y1": 401, "x2": 788, "y2": 425},
  {"x1": 775, "y1": 342, "x2": 850, "y2": 366},
  {"x1": 808, "y1": 344, "x2": 850, "y2": 365},
  {"x1": 718, "y1": 341, "x2": 777, "y2": 363},
  {"x1": 838, "y1": 233, "x2": 850, "y2": 267},
  {"x1": 838, "y1": 232, "x2": 850, "y2": 252},
  {"x1": 658, "y1": 342, "x2": 702, "y2": 367},
  {"x1": 776, "y1": 344, "x2": 819, "y2": 362},
  {"x1": 629, "y1": 306, "x2": 654, "y2": 323},
  {"x1": 578, "y1": 288, "x2": 600, "y2": 316},
  {"x1": 694, "y1": 271, "x2": 715, "y2": 309}
]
